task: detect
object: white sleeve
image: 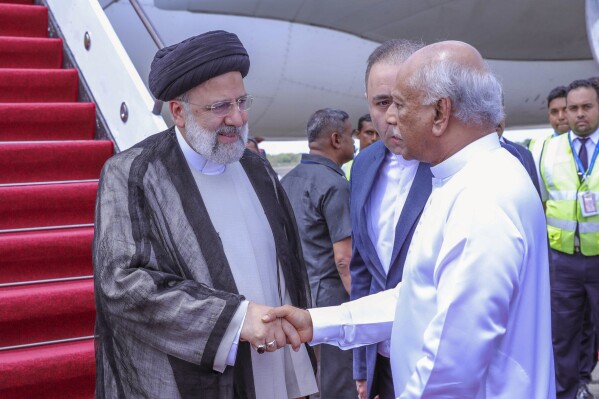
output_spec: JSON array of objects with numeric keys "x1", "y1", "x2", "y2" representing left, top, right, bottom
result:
[
  {"x1": 213, "y1": 300, "x2": 249, "y2": 372},
  {"x1": 309, "y1": 285, "x2": 399, "y2": 349}
]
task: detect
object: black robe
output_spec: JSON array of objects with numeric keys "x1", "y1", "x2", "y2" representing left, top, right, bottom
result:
[{"x1": 93, "y1": 127, "x2": 313, "y2": 398}]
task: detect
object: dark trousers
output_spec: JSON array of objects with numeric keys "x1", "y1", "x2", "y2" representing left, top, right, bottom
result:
[
  {"x1": 319, "y1": 344, "x2": 355, "y2": 399},
  {"x1": 314, "y1": 279, "x2": 355, "y2": 399},
  {"x1": 551, "y1": 249, "x2": 599, "y2": 399},
  {"x1": 579, "y1": 300, "x2": 598, "y2": 383},
  {"x1": 371, "y1": 355, "x2": 394, "y2": 399}
]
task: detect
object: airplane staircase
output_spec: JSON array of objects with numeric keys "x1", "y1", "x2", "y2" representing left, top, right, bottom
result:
[{"x1": 0, "y1": 0, "x2": 114, "y2": 397}]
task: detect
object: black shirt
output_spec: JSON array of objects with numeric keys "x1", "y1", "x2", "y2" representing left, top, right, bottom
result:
[{"x1": 281, "y1": 154, "x2": 352, "y2": 305}]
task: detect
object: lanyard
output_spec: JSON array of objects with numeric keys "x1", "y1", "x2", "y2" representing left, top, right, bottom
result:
[{"x1": 568, "y1": 134, "x2": 599, "y2": 182}]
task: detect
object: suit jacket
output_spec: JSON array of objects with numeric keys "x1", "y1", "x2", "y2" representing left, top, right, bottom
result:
[
  {"x1": 349, "y1": 140, "x2": 432, "y2": 398},
  {"x1": 93, "y1": 127, "x2": 313, "y2": 399},
  {"x1": 502, "y1": 138, "x2": 541, "y2": 197}
]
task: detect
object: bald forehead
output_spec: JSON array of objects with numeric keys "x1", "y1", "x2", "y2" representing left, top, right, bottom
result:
[{"x1": 407, "y1": 40, "x2": 487, "y2": 72}]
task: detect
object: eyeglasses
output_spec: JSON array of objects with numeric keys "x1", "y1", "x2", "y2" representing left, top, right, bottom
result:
[{"x1": 183, "y1": 94, "x2": 254, "y2": 116}]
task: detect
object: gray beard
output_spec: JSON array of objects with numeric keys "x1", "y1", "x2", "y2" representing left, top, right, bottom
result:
[{"x1": 183, "y1": 109, "x2": 248, "y2": 164}]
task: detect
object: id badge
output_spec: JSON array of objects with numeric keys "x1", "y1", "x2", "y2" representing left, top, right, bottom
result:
[{"x1": 579, "y1": 191, "x2": 599, "y2": 217}]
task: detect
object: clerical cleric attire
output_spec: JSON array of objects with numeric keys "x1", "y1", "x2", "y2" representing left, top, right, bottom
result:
[
  {"x1": 93, "y1": 127, "x2": 315, "y2": 399},
  {"x1": 309, "y1": 133, "x2": 556, "y2": 398}
]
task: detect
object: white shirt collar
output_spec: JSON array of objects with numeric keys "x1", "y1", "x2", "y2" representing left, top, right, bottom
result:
[
  {"x1": 175, "y1": 126, "x2": 226, "y2": 175},
  {"x1": 385, "y1": 149, "x2": 418, "y2": 167},
  {"x1": 431, "y1": 133, "x2": 500, "y2": 183}
]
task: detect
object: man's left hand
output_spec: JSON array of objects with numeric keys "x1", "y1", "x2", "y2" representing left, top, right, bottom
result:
[{"x1": 240, "y1": 302, "x2": 286, "y2": 352}]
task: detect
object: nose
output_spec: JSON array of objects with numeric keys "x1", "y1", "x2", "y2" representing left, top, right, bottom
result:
[
  {"x1": 225, "y1": 106, "x2": 246, "y2": 127},
  {"x1": 385, "y1": 103, "x2": 397, "y2": 126}
]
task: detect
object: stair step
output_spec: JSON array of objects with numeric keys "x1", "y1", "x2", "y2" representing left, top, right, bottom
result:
[
  {"x1": 0, "y1": 227, "x2": 94, "y2": 284},
  {"x1": 0, "y1": 182, "x2": 98, "y2": 230},
  {"x1": 0, "y1": 339, "x2": 95, "y2": 398},
  {"x1": 0, "y1": 141, "x2": 113, "y2": 184},
  {"x1": 0, "y1": 36, "x2": 62, "y2": 68},
  {"x1": 0, "y1": 102, "x2": 95, "y2": 141},
  {"x1": 0, "y1": 0, "x2": 35, "y2": 4},
  {"x1": 0, "y1": 4, "x2": 47, "y2": 38},
  {"x1": 0, "y1": 279, "x2": 95, "y2": 347},
  {"x1": 0, "y1": 68, "x2": 78, "y2": 103},
  {"x1": 0, "y1": 2, "x2": 101, "y2": 397}
]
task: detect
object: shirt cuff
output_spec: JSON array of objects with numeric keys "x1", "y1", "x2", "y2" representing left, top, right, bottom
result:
[
  {"x1": 213, "y1": 300, "x2": 249, "y2": 373},
  {"x1": 309, "y1": 285, "x2": 400, "y2": 350},
  {"x1": 309, "y1": 305, "x2": 351, "y2": 346}
]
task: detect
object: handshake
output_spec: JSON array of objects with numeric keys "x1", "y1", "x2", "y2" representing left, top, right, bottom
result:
[{"x1": 240, "y1": 302, "x2": 314, "y2": 354}]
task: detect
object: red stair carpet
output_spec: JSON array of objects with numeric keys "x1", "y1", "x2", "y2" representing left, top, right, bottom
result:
[{"x1": 0, "y1": 0, "x2": 114, "y2": 397}]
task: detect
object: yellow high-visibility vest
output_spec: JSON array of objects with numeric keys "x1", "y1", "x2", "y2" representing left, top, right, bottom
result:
[
  {"x1": 342, "y1": 159, "x2": 353, "y2": 180},
  {"x1": 541, "y1": 134, "x2": 599, "y2": 255},
  {"x1": 529, "y1": 135, "x2": 549, "y2": 160}
]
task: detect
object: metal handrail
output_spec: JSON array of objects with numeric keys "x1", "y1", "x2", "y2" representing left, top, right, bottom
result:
[
  {"x1": 0, "y1": 275, "x2": 94, "y2": 288},
  {"x1": 0, "y1": 335, "x2": 97, "y2": 352},
  {"x1": 128, "y1": 0, "x2": 164, "y2": 115}
]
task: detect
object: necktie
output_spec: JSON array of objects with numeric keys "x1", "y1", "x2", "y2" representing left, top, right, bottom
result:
[{"x1": 579, "y1": 137, "x2": 589, "y2": 172}]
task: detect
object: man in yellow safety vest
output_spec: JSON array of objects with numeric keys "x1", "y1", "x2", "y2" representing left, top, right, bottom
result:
[{"x1": 541, "y1": 79, "x2": 599, "y2": 399}]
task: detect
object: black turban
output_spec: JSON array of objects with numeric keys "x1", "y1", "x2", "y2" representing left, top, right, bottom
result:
[{"x1": 148, "y1": 30, "x2": 250, "y2": 101}]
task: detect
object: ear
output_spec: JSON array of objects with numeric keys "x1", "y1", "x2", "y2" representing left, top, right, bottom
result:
[
  {"x1": 432, "y1": 97, "x2": 451, "y2": 137},
  {"x1": 169, "y1": 100, "x2": 186, "y2": 129},
  {"x1": 353, "y1": 128, "x2": 360, "y2": 137},
  {"x1": 331, "y1": 132, "x2": 342, "y2": 149}
]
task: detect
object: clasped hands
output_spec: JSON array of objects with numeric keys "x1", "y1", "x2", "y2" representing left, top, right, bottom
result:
[{"x1": 239, "y1": 302, "x2": 313, "y2": 354}]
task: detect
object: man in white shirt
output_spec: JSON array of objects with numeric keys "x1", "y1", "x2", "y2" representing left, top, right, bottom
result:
[
  {"x1": 264, "y1": 40, "x2": 555, "y2": 399},
  {"x1": 349, "y1": 39, "x2": 432, "y2": 399}
]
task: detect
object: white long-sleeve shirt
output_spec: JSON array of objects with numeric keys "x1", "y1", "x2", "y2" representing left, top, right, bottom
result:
[{"x1": 310, "y1": 133, "x2": 555, "y2": 398}]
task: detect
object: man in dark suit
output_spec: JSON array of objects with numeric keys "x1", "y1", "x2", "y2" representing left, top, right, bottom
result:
[{"x1": 350, "y1": 39, "x2": 432, "y2": 399}]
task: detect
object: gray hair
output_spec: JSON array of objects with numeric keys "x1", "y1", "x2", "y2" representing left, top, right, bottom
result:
[
  {"x1": 365, "y1": 39, "x2": 424, "y2": 88},
  {"x1": 176, "y1": 91, "x2": 190, "y2": 103},
  {"x1": 306, "y1": 108, "x2": 350, "y2": 143},
  {"x1": 408, "y1": 59, "x2": 504, "y2": 130}
]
